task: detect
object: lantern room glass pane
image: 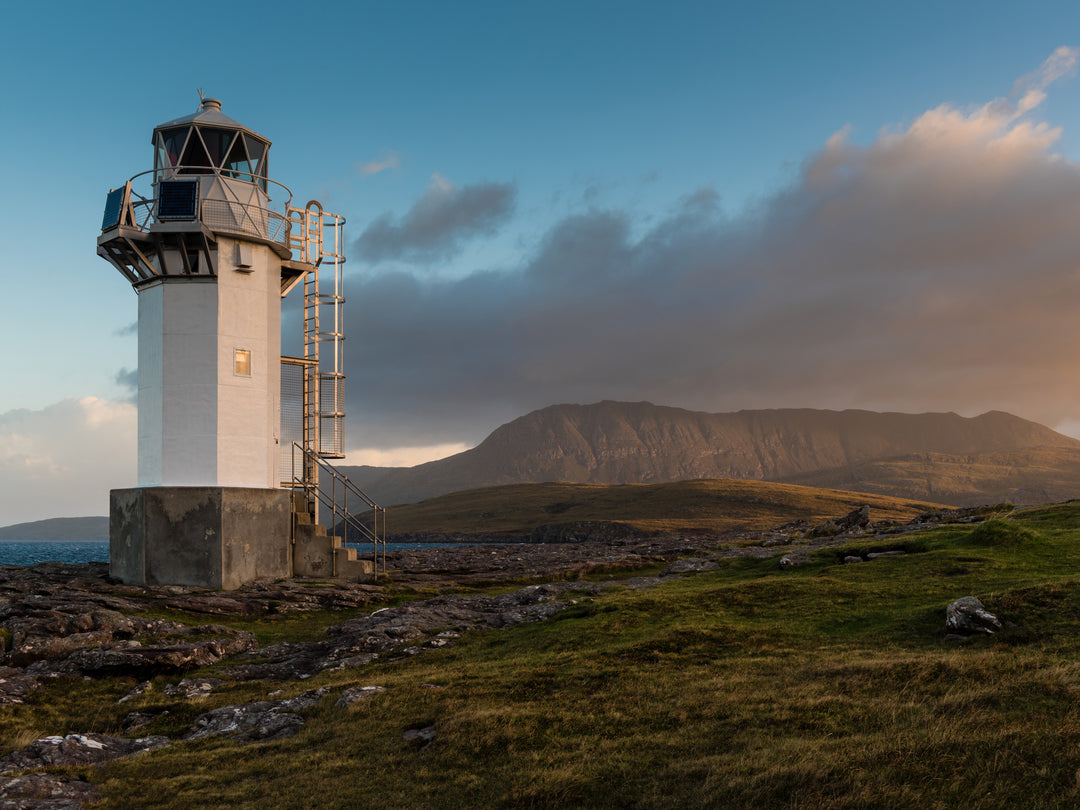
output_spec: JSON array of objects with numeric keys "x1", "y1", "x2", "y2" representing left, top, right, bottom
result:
[
  {"x1": 199, "y1": 128, "x2": 233, "y2": 168},
  {"x1": 245, "y1": 135, "x2": 268, "y2": 191},
  {"x1": 155, "y1": 135, "x2": 169, "y2": 180},
  {"x1": 180, "y1": 132, "x2": 212, "y2": 174},
  {"x1": 161, "y1": 128, "x2": 189, "y2": 169},
  {"x1": 224, "y1": 136, "x2": 252, "y2": 180}
]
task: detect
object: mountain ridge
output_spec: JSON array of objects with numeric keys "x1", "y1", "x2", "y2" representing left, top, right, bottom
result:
[
  {"x1": 0, "y1": 516, "x2": 109, "y2": 542},
  {"x1": 340, "y1": 401, "x2": 1080, "y2": 507}
]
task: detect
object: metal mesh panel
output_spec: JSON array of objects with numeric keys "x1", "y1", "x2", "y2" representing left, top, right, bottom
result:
[
  {"x1": 199, "y1": 198, "x2": 288, "y2": 244},
  {"x1": 280, "y1": 360, "x2": 307, "y2": 484},
  {"x1": 319, "y1": 375, "x2": 345, "y2": 457}
]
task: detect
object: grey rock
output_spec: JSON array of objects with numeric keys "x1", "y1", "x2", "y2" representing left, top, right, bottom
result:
[
  {"x1": 945, "y1": 596, "x2": 1002, "y2": 635},
  {"x1": 117, "y1": 680, "x2": 153, "y2": 704},
  {"x1": 0, "y1": 733, "x2": 168, "y2": 775},
  {"x1": 811, "y1": 505, "x2": 871, "y2": 538},
  {"x1": 183, "y1": 687, "x2": 330, "y2": 742},
  {"x1": 663, "y1": 558, "x2": 720, "y2": 575},
  {"x1": 62, "y1": 632, "x2": 256, "y2": 676},
  {"x1": 0, "y1": 669, "x2": 43, "y2": 705},
  {"x1": 336, "y1": 685, "x2": 385, "y2": 708},
  {"x1": 120, "y1": 709, "x2": 169, "y2": 732},
  {"x1": 164, "y1": 677, "x2": 225, "y2": 700},
  {"x1": 866, "y1": 551, "x2": 906, "y2": 559},
  {"x1": 223, "y1": 582, "x2": 598, "y2": 681},
  {"x1": 779, "y1": 553, "x2": 810, "y2": 569},
  {"x1": 403, "y1": 725, "x2": 436, "y2": 748},
  {"x1": 0, "y1": 772, "x2": 100, "y2": 810},
  {"x1": 843, "y1": 556, "x2": 863, "y2": 564}
]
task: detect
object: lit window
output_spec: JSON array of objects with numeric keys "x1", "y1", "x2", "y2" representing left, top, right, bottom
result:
[{"x1": 234, "y1": 349, "x2": 251, "y2": 376}]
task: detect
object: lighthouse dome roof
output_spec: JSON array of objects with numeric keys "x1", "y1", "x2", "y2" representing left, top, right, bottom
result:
[{"x1": 152, "y1": 98, "x2": 269, "y2": 144}]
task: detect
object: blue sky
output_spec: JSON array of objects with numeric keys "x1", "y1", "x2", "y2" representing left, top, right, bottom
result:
[{"x1": 3, "y1": 1, "x2": 1080, "y2": 523}]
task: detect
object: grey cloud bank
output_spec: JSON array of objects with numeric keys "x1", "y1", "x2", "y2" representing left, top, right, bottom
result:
[
  {"x1": 342, "y1": 49, "x2": 1080, "y2": 453},
  {"x1": 354, "y1": 175, "x2": 516, "y2": 263}
]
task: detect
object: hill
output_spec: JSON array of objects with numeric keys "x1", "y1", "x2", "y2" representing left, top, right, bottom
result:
[
  {"x1": 341, "y1": 401, "x2": 1080, "y2": 506},
  {"x1": 376, "y1": 478, "x2": 945, "y2": 537},
  {"x1": 0, "y1": 516, "x2": 108, "y2": 542}
]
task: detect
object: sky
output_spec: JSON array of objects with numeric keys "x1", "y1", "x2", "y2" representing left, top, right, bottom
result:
[{"x1": 4, "y1": 1, "x2": 1080, "y2": 524}]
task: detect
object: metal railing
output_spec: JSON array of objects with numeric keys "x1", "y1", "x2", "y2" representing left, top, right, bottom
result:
[
  {"x1": 114, "y1": 167, "x2": 296, "y2": 250},
  {"x1": 290, "y1": 442, "x2": 387, "y2": 573}
]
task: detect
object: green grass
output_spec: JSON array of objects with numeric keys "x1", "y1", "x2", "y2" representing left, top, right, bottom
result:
[{"x1": 9, "y1": 502, "x2": 1080, "y2": 807}]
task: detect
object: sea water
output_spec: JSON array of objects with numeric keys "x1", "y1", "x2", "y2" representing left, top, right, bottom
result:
[{"x1": 0, "y1": 541, "x2": 110, "y2": 566}]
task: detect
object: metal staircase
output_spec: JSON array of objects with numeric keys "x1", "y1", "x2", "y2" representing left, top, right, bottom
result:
[{"x1": 283, "y1": 203, "x2": 384, "y2": 578}]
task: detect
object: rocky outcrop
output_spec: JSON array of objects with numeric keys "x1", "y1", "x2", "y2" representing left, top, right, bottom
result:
[
  {"x1": 0, "y1": 734, "x2": 168, "y2": 775},
  {"x1": 809, "y1": 505, "x2": 872, "y2": 537},
  {"x1": 220, "y1": 581, "x2": 600, "y2": 681},
  {"x1": 183, "y1": 687, "x2": 330, "y2": 742},
  {"x1": 0, "y1": 771, "x2": 101, "y2": 810}
]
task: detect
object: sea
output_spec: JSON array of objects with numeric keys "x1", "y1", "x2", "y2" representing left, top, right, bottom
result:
[
  {"x1": 0, "y1": 540, "x2": 459, "y2": 567},
  {"x1": 0, "y1": 541, "x2": 111, "y2": 566}
]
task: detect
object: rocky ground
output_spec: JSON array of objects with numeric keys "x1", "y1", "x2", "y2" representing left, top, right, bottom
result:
[{"x1": 0, "y1": 504, "x2": 1007, "y2": 808}]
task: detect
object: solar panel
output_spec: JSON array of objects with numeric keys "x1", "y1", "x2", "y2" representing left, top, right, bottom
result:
[
  {"x1": 157, "y1": 180, "x2": 199, "y2": 220},
  {"x1": 101, "y1": 187, "x2": 125, "y2": 230}
]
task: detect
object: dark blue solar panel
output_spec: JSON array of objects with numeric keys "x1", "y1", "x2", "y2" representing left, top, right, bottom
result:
[
  {"x1": 101, "y1": 188, "x2": 125, "y2": 230},
  {"x1": 158, "y1": 181, "x2": 199, "y2": 220}
]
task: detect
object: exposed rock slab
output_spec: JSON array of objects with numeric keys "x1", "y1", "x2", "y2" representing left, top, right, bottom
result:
[
  {"x1": 221, "y1": 581, "x2": 600, "y2": 681},
  {"x1": 0, "y1": 734, "x2": 168, "y2": 775},
  {"x1": 183, "y1": 687, "x2": 330, "y2": 742},
  {"x1": 0, "y1": 772, "x2": 100, "y2": 810}
]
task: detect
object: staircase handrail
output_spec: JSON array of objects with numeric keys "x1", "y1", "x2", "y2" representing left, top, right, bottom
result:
[{"x1": 290, "y1": 442, "x2": 386, "y2": 572}]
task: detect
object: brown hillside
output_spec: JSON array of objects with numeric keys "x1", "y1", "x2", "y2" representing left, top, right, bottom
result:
[
  {"x1": 381, "y1": 478, "x2": 947, "y2": 537},
  {"x1": 342, "y1": 402, "x2": 1079, "y2": 506},
  {"x1": 782, "y1": 446, "x2": 1080, "y2": 506}
]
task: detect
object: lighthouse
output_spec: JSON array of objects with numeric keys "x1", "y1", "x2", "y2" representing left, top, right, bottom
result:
[{"x1": 98, "y1": 97, "x2": 368, "y2": 588}]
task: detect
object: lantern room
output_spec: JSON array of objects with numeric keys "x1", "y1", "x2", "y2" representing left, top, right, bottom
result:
[{"x1": 153, "y1": 97, "x2": 269, "y2": 190}]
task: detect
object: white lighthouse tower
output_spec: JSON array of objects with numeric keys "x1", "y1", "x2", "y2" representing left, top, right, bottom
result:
[{"x1": 98, "y1": 97, "x2": 373, "y2": 589}]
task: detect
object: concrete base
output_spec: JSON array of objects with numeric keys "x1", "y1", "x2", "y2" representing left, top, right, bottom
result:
[{"x1": 110, "y1": 487, "x2": 292, "y2": 589}]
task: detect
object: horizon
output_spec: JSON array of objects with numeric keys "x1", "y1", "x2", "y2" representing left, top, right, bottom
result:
[{"x1": 5, "y1": 3, "x2": 1080, "y2": 523}]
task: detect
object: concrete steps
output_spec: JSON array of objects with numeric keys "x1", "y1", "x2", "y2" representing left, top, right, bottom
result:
[{"x1": 290, "y1": 494, "x2": 373, "y2": 581}]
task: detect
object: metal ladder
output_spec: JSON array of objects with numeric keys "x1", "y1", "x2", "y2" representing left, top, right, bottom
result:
[{"x1": 290, "y1": 201, "x2": 346, "y2": 461}]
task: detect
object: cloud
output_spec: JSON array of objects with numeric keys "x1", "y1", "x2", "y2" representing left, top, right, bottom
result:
[
  {"x1": 357, "y1": 150, "x2": 401, "y2": 176},
  {"x1": 354, "y1": 174, "x2": 516, "y2": 263},
  {"x1": 114, "y1": 321, "x2": 138, "y2": 337},
  {"x1": 115, "y1": 367, "x2": 137, "y2": 392},
  {"x1": 1012, "y1": 45, "x2": 1078, "y2": 114},
  {"x1": 345, "y1": 442, "x2": 471, "y2": 468},
  {"x1": 340, "y1": 48, "x2": 1080, "y2": 452},
  {"x1": 0, "y1": 398, "x2": 135, "y2": 525}
]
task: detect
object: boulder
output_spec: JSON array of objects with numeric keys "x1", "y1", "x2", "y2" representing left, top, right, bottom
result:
[
  {"x1": 779, "y1": 553, "x2": 810, "y2": 569},
  {"x1": 945, "y1": 596, "x2": 1002, "y2": 635}
]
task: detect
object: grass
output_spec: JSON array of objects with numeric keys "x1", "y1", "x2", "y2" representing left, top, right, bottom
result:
[
  {"x1": 8, "y1": 502, "x2": 1080, "y2": 806},
  {"x1": 382, "y1": 478, "x2": 946, "y2": 536}
]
